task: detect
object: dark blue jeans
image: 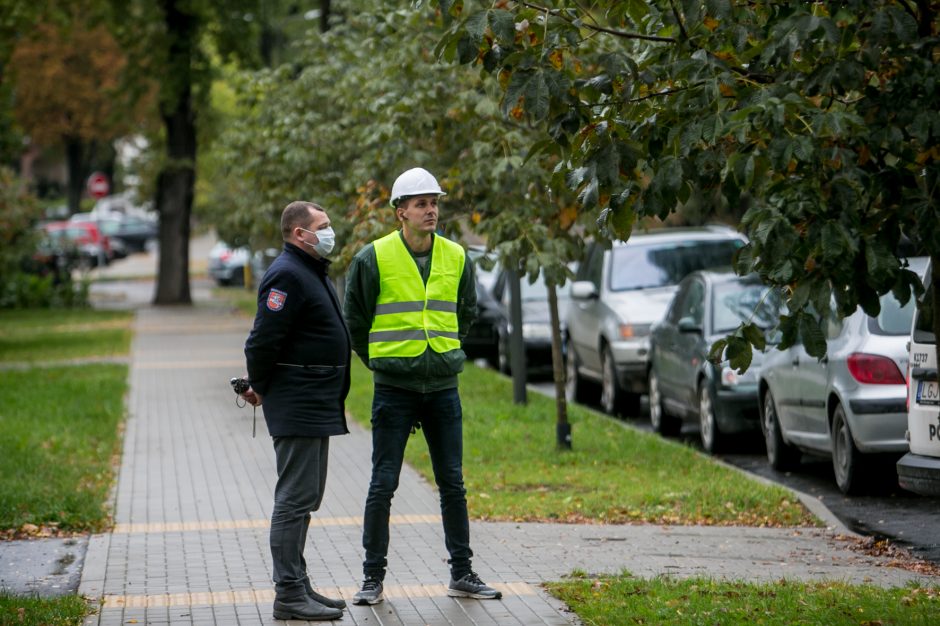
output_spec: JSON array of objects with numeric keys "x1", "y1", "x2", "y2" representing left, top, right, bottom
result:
[
  {"x1": 270, "y1": 436, "x2": 329, "y2": 598},
  {"x1": 362, "y1": 384, "x2": 473, "y2": 581}
]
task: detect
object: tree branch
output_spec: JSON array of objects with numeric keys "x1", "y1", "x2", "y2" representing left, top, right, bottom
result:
[{"x1": 517, "y1": 1, "x2": 677, "y2": 43}]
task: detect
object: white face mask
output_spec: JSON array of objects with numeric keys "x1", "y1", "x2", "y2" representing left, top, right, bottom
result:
[{"x1": 299, "y1": 226, "x2": 335, "y2": 257}]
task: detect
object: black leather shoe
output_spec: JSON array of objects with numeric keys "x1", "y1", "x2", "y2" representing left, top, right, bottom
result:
[
  {"x1": 308, "y1": 587, "x2": 346, "y2": 610},
  {"x1": 272, "y1": 595, "x2": 343, "y2": 621}
]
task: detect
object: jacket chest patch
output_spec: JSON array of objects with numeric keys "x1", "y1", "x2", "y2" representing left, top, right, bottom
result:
[{"x1": 266, "y1": 288, "x2": 288, "y2": 311}]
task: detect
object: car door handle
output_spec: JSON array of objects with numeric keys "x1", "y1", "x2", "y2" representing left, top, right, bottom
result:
[{"x1": 791, "y1": 357, "x2": 799, "y2": 366}]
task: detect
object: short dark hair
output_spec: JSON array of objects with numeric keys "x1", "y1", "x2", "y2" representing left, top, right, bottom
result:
[{"x1": 281, "y1": 201, "x2": 324, "y2": 240}]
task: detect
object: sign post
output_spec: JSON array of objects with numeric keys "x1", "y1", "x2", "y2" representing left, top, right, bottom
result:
[{"x1": 86, "y1": 172, "x2": 110, "y2": 200}]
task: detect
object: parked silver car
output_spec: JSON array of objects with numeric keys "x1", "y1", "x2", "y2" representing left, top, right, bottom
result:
[
  {"x1": 566, "y1": 226, "x2": 747, "y2": 416},
  {"x1": 757, "y1": 257, "x2": 928, "y2": 494}
]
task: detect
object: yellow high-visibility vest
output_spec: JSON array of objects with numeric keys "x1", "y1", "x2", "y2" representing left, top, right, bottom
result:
[{"x1": 368, "y1": 231, "x2": 464, "y2": 359}]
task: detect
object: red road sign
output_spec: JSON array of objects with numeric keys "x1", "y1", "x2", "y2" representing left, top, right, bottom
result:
[{"x1": 87, "y1": 172, "x2": 110, "y2": 199}]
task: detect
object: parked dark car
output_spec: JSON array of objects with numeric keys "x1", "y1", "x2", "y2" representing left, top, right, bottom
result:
[
  {"x1": 490, "y1": 268, "x2": 573, "y2": 377},
  {"x1": 566, "y1": 226, "x2": 747, "y2": 417},
  {"x1": 463, "y1": 248, "x2": 503, "y2": 366},
  {"x1": 648, "y1": 269, "x2": 779, "y2": 452}
]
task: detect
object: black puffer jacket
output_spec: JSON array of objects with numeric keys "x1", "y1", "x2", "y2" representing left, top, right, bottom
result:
[{"x1": 244, "y1": 243, "x2": 350, "y2": 437}]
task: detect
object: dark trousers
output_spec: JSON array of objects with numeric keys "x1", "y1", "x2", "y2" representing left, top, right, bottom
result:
[
  {"x1": 362, "y1": 384, "x2": 473, "y2": 581},
  {"x1": 270, "y1": 436, "x2": 329, "y2": 598}
]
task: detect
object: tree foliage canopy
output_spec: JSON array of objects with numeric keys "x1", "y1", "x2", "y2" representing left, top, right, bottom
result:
[
  {"x1": 433, "y1": 0, "x2": 940, "y2": 366},
  {"x1": 212, "y1": 0, "x2": 581, "y2": 285}
]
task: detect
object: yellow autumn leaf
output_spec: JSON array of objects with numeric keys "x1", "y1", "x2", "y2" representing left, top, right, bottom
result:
[
  {"x1": 548, "y1": 49, "x2": 563, "y2": 70},
  {"x1": 719, "y1": 83, "x2": 735, "y2": 97},
  {"x1": 703, "y1": 16, "x2": 720, "y2": 31}
]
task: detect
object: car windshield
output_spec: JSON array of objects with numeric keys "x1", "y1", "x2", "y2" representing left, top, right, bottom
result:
[
  {"x1": 711, "y1": 281, "x2": 780, "y2": 334},
  {"x1": 610, "y1": 239, "x2": 743, "y2": 291}
]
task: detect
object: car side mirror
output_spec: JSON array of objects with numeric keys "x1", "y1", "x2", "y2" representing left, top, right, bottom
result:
[
  {"x1": 570, "y1": 280, "x2": 598, "y2": 300},
  {"x1": 677, "y1": 316, "x2": 702, "y2": 334}
]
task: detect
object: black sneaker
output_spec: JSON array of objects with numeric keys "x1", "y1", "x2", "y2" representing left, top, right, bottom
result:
[
  {"x1": 447, "y1": 572, "x2": 502, "y2": 600},
  {"x1": 352, "y1": 578, "x2": 384, "y2": 605}
]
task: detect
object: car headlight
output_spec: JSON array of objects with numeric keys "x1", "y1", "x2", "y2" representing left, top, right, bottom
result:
[
  {"x1": 720, "y1": 365, "x2": 756, "y2": 386},
  {"x1": 619, "y1": 323, "x2": 651, "y2": 339},
  {"x1": 522, "y1": 323, "x2": 552, "y2": 339}
]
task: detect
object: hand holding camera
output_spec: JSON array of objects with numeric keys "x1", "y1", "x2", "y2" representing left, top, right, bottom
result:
[{"x1": 230, "y1": 376, "x2": 261, "y2": 406}]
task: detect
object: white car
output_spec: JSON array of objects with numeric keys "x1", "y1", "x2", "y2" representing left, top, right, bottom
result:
[
  {"x1": 898, "y1": 260, "x2": 940, "y2": 496},
  {"x1": 565, "y1": 226, "x2": 747, "y2": 416},
  {"x1": 208, "y1": 241, "x2": 250, "y2": 286}
]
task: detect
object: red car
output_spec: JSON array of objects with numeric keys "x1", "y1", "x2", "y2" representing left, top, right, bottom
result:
[{"x1": 41, "y1": 220, "x2": 112, "y2": 268}]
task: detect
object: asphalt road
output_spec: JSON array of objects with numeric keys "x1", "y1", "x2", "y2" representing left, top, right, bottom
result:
[{"x1": 528, "y1": 378, "x2": 940, "y2": 566}]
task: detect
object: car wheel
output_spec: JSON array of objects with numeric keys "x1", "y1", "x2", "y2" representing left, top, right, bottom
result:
[
  {"x1": 600, "y1": 346, "x2": 622, "y2": 416},
  {"x1": 698, "y1": 383, "x2": 722, "y2": 454},
  {"x1": 600, "y1": 346, "x2": 640, "y2": 416},
  {"x1": 649, "y1": 368, "x2": 680, "y2": 436},
  {"x1": 497, "y1": 330, "x2": 511, "y2": 375},
  {"x1": 832, "y1": 404, "x2": 863, "y2": 495},
  {"x1": 565, "y1": 339, "x2": 588, "y2": 404},
  {"x1": 762, "y1": 389, "x2": 800, "y2": 471}
]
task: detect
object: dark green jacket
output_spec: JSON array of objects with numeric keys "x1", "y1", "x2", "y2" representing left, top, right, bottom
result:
[{"x1": 344, "y1": 231, "x2": 477, "y2": 393}]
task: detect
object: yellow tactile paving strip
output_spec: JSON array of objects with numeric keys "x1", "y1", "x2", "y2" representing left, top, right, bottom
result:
[
  {"x1": 112, "y1": 514, "x2": 441, "y2": 535},
  {"x1": 101, "y1": 582, "x2": 536, "y2": 608}
]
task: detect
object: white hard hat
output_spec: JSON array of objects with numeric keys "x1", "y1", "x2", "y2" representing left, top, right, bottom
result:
[{"x1": 389, "y1": 167, "x2": 446, "y2": 207}]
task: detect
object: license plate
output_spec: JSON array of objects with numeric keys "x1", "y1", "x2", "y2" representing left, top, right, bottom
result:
[{"x1": 916, "y1": 380, "x2": 940, "y2": 406}]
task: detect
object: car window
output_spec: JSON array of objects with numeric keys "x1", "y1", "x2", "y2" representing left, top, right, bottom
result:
[
  {"x1": 585, "y1": 245, "x2": 604, "y2": 288},
  {"x1": 868, "y1": 291, "x2": 916, "y2": 336},
  {"x1": 676, "y1": 279, "x2": 705, "y2": 325},
  {"x1": 609, "y1": 239, "x2": 743, "y2": 291},
  {"x1": 913, "y1": 265, "x2": 934, "y2": 345},
  {"x1": 666, "y1": 279, "x2": 691, "y2": 325},
  {"x1": 711, "y1": 281, "x2": 779, "y2": 334}
]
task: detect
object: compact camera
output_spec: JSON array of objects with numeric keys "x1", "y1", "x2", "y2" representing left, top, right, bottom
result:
[{"x1": 230, "y1": 377, "x2": 250, "y2": 395}]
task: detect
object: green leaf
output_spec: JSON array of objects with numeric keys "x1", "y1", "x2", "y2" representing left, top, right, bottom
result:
[
  {"x1": 778, "y1": 314, "x2": 799, "y2": 350},
  {"x1": 488, "y1": 9, "x2": 515, "y2": 46},
  {"x1": 464, "y1": 10, "x2": 488, "y2": 46},
  {"x1": 799, "y1": 314, "x2": 827, "y2": 359},
  {"x1": 609, "y1": 205, "x2": 636, "y2": 241},
  {"x1": 742, "y1": 322, "x2": 767, "y2": 352},
  {"x1": 726, "y1": 336, "x2": 753, "y2": 373},
  {"x1": 708, "y1": 337, "x2": 728, "y2": 364}
]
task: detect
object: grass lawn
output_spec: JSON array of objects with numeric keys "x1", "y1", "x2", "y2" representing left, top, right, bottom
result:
[
  {"x1": 547, "y1": 572, "x2": 939, "y2": 625},
  {"x1": 345, "y1": 360, "x2": 817, "y2": 527},
  {"x1": 0, "y1": 364, "x2": 127, "y2": 532},
  {"x1": 0, "y1": 309, "x2": 132, "y2": 363},
  {"x1": 0, "y1": 592, "x2": 88, "y2": 626}
]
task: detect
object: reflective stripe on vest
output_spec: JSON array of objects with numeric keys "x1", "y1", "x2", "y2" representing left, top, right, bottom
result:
[{"x1": 368, "y1": 231, "x2": 465, "y2": 359}]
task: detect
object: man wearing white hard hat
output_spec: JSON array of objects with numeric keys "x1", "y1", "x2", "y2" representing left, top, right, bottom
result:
[{"x1": 344, "y1": 167, "x2": 502, "y2": 604}]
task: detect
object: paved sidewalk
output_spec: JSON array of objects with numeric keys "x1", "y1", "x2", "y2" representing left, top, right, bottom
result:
[{"x1": 79, "y1": 301, "x2": 935, "y2": 625}]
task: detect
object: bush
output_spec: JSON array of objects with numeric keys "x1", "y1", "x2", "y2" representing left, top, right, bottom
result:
[
  {"x1": 0, "y1": 167, "x2": 89, "y2": 309},
  {"x1": 0, "y1": 272, "x2": 89, "y2": 309}
]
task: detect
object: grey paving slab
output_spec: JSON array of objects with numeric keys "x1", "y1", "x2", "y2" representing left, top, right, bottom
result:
[{"x1": 77, "y1": 302, "x2": 937, "y2": 626}]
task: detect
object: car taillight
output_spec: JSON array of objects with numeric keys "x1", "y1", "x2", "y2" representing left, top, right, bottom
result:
[
  {"x1": 846, "y1": 353, "x2": 905, "y2": 385},
  {"x1": 906, "y1": 364, "x2": 911, "y2": 411},
  {"x1": 221, "y1": 251, "x2": 232, "y2": 262}
]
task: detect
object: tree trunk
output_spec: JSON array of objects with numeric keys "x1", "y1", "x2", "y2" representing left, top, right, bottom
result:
[
  {"x1": 153, "y1": 0, "x2": 197, "y2": 305},
  {"x1": 65, "y1": 136, "x2": 86, "y2": 215},
  {"x1": 320, "y1": 0, "x2": 332, "y2": 33},
  {"x1": 548, "y1": 282, "x2": 571, "y2": 450}
]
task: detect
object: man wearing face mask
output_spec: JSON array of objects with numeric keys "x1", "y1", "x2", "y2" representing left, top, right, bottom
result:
[{"x1": 240, "y1": 200, "x2": 350, "y2": 621}]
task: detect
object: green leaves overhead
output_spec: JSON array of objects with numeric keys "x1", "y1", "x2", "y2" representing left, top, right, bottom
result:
[{"x1": 432, "y1": 0, "x2": 939, "y2": 367}]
